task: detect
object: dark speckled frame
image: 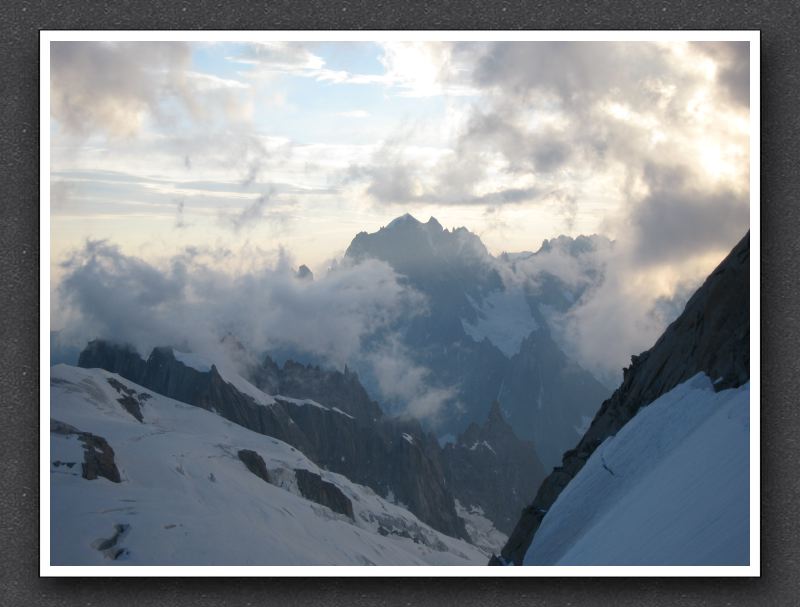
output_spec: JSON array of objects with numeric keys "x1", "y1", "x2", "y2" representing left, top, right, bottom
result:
[{"x1": 2, "y1": 1, "x2": 796, "y2": 605}]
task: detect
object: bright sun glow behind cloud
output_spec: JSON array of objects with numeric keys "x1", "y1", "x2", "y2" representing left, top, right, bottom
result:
[{"x1": 49, "y1": 38, "x2": 750, "y2": 344}]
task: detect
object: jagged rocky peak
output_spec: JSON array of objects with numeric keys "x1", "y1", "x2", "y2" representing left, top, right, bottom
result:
[
  {"x1": 386, "y1": 212, "x2": 422, "y2": 228},
  {"x1": 384, "y1": 213, "x2": 442, "y2": 231},
  {"x1": 78, "y1": 339, "x2": 147, "y2": 379},
  {"x1": 296, "y1": 264, "x2": 314, "y2": 280},
  {"x1": 426, "y1": 215, "x2": 443, "y2": 230},
  {"x1": 250, "y1": 355, "x2": 383, "y2": 422},
  {"x1": 535, "y1": 233, "x2": 612, "y2": 256},
  {"x1": 75, "y1": 340, "x2": 467, "y2": 540},
  {"x1": 497, "y1": 231, "x2": 750, "y2": 565},
  {"x1": 442, "y1": 399, "x2": 546, "y2": 535},
  {"x1": 486, "y1": 399, "x2": 504, "y2": 424},
  {"x1": 458, "y1": 400, "x2": 513, "y2": 447},
  {"x1": 345, "y1": 213, "x2": 490, "y2": 269}
]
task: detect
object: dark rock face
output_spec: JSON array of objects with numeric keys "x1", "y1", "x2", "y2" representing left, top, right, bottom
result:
[
  {"x1": 296, "y1": 264, "x2": 314, "y2": 280},
  {"x1": 294, "y1": 468, "x2": 354, "y2": 520},
  {"x1": 249, "y1": 357, "x2": 383, "y2": 423},
  {"x1": 345, "y1": 215, "x2": 508, "y2": 432},
  {"x1": 237, "y1": 449, "x2": 271, "y2": 484},
  {"x1": 91, "y1": 523, "x2": 130, "y2": 560},
  {"x1": 498, "y1": 325, "x2": 610, "y2": 469},
  {"x1": 344, "y1": 216, "x2": 612, "y2": 465},
  {"x1": 51, "y1": 419, "x2": 121, "y2": 483},
  {"x1": 78, "y1": 343, "x2": 467, "y2": 540},
  {"x1": 497, "y1": 232, "x2": 750, "y2": 565},
  {"x1": 106, "y1": 377, "x2": 150, "y2": 422},
  {"x1": 346, "y1": 215, "x2": 502, "y2": 324},
  {"x1": 79, "y1": 341, "x2": 146, "y2": 384},
  {"x1": 239, "y1": 448, "x2": 354, "y2": 520},
  {"x1": 442, "y1": 401, "x2": 547, "y2": 534}
]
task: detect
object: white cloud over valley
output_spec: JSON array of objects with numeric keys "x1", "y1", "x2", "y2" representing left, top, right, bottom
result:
[{"x1": 49, "y1": 37, "x2": 751, "y2": 403}]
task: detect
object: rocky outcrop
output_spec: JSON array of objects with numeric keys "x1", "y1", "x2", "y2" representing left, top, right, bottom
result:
[
  {"x1": 238, "y1": 447, "x2": 354, "y2": 520},
  {"x1": 294, "y1": 468, "x2": 354, "y2": 520},
  {"x1": 91, "y1": 523, "x2": 130, "y2": 560},
  {"x1": 249, "y1": 357, "x2": 383, "y2": 423},
  {"x1": 79, "y1": 341, "x2": 146, "y2": 384},
  {"x1": 237, "y1": 449, "x2": 271, "y2": 484},
  {"x1": 106, "y1": 377, "x2": 150, "y2": 422},
  {"x1": 51, "y1": 419, "x2": 121, "y2": 483},
  {"x1": 442, "y1": 401, "x2": 546, "y2": 534},
  {"x1": 296, "y1": 264, "x2": 314, "y2": 280},
  {"x1": 78, "y1": 343, "x2": 467, "y2": 540},
  {"x1": 496, "y1": 231, "x2": 750, "y2": 565},
  {"x1": 498, "y1": 324, "x2": 610, "y2": 468}
]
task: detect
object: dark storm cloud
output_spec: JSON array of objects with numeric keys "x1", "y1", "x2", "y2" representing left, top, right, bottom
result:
[
  {"x1": 629, "y1": 164, "x2": 749, "y2": 265},
  {"x1": 50, "y1": 41, "x2": 250, "y2": 138},
  {"x1": 446, "y1": 41, "x2": 749, "y2": 262},
  {"x1": 346, "y1": 156, "x2": 543, "y2": 207},
  {"x1": 691, "y1": 41, "x2": 750, "y2": 107},
  {"x1": 457, "y1": 110, "x2": 573, "y2": 174},
  {"x1": 428, "y1": 40, "x2": 751, "y2": 382},
  {"x1": 50, "y1": 42, "x2": 192, "y2": 136},
  {"x1": 471, "y1": 42, "x2": 672, "y2": 108}
]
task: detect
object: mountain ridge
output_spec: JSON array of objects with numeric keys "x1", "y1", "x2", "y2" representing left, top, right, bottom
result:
[
  {"x1": 495, "y1": 230, "x2": 750, "y2": 565},
  {"x1": 78, "y1": 341, "x2": 469, "y2": 540},
  {"x1": 342, "y1": 214, "x2": 612, "y2": 467}
]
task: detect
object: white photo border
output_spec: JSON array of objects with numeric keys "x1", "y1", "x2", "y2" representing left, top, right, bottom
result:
[{"x1": 39, "y1": 29, "x2": 761, "y2": 578}]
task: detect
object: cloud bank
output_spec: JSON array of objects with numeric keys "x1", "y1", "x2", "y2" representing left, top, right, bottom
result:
[
  {"x1": 55, "y1": 239, "x2": 457, "y2": 420},
  {"x1": 49, "y1": 39, "x2": 751, "y2": 396}
]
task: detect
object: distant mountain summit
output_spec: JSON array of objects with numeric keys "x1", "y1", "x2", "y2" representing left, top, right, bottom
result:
[
  {"x1": 349, "y1": 213, "x2": 487, "y2": 261},
  {"x1": 343, "y1": 214, "x2": 611, "y2": 468},
  {"x1": 346, "y1": 214, "x2": 499, "y2": 313}
]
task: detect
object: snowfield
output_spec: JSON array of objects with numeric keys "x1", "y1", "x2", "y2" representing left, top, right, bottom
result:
[
  {"x1": 524, "y1": 374, "x2": 750, "y2": 566},
  {"x1": 50, "y1": 364, "x2": 485, "y2": 566},
  {"x1": 454, "y1": 500, "x2": 508, "y2": 556},
  {"x1": 461, "y1": 288, "x2": 538, "y2": 357}
]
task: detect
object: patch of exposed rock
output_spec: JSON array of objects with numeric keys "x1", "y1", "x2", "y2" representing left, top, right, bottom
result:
[
  {"x1": 442, "y1": 401, "x2": 546, "y2": 535},
  {"x1": 51, "y1": 419, "x2": 121, "y2": 483}
]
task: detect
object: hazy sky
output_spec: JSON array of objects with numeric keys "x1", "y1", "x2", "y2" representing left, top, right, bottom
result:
[
  {"x1": 50, "y1": 39, "x2": 749, "y2": 264},
  {"x1": 49, "y1": 39, "x2": 751, "y2": 382}
]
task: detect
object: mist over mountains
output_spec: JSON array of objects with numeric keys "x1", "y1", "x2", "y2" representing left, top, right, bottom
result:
[
  {"x1": 50, "y1": 217, "x2": 750, "y2": 566},
  {"x1": 52, "y1": 214, "x2": 706, "y2": 468},
  {"x1": 47, "y1": 37, "x2": 753, "y2": 568}
]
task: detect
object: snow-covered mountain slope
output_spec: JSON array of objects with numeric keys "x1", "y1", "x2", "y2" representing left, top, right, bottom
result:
[
  {"x1": 78, "y1": 341, "x2": 468, "y2": 539},
  {"x1": 454, "y1": 500, "x2": 508, "y2": 556},
  {"x1": 50, "y1": 364, "x2": 485, "y2": 566},
  {"x1": 525, "y1": 374, "x2": 749, "y2": 565},
  {"x1": 498, "y1": 231, "x2": 750, "y2": 565}
]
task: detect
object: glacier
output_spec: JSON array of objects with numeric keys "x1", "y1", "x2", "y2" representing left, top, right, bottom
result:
[{"x1": 524, "y1": 373, "x2": 750, "y2": 566}]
